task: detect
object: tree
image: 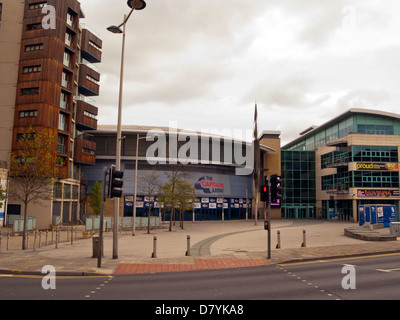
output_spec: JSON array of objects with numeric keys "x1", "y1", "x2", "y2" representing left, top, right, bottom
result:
[
  {"x1": 138, "y1": 170, "x2": 161, "y2": 234},
  {"x1": 158, "y1": 167, "x2": 194, "y2": 231},
  {"x1": 88, "y1": 181, "x2": 102, "y2": 215},
  {"x1": 8, "y1": 128, "x2": 63, "y2": 250},
  {"x1": 175, "y1": 179, "x2": 196, "y2": 229}
]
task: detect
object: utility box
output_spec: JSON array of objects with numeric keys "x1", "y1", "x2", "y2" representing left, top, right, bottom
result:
[
  {"x1": 390, "y1": 222, "x2": 400, "y2": 237},
  {"x1": 92, "y1": 235, "x2": 103, "y2": 258}
]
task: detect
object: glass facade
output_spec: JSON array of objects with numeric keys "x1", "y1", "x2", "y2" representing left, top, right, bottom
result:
[
  {"x1": 282, "y1": 111, "x2": 400, "y2": 221},
  {"x1": 321, "y1": 145, "x2": 399, "y2": 191},
  {"x1": 286, "y1": 113, "x2": 400, "y2": 151},
  {"x1": 281, "y1": 151, "x2": 316, "y2": 218}
]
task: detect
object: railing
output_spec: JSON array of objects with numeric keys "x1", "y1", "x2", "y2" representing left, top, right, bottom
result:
[
  {"x1": 7, "y1": 215, "x2": 37, "y2": 233},
  {"x1": 85, "y1": 216, "x2": 160, "y2": 231}
]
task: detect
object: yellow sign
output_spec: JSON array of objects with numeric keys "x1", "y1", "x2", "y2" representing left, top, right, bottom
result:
[{"x1": 356, "y1": 163, "x2": 399, "y2": 171}]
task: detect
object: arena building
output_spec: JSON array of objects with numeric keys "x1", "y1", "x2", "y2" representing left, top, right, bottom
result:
[{"x1": 82, "y1": 125, "x2": 282, "y2": 221}]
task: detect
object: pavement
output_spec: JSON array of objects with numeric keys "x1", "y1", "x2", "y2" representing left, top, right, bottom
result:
[{"x1": 1, "y1": 219, "x2": 400, "y2": 276}]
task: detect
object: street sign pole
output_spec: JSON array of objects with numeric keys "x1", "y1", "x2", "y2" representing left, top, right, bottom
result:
[{"x1": 267, "y1": 175, "x2": 271, "y2": 259}]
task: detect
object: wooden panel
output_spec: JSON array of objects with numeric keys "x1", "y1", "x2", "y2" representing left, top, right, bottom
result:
[
  {"x1": 74, "y1": 137, "x2": 96, "y2": 165},
  {"x1": 81, "y1": 29, "x2": 102, "y2": 63},
  {"x1": 76, "y1": 101, "x2": 98, "y2": 130},
  {"x1": 78, "y1": 64, "x2": 100, "y2": 96}
]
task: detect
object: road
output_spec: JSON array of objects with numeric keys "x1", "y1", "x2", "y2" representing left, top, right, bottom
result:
[{"x1": 1, "y1": 253, "x2": 400, "y2": 302}]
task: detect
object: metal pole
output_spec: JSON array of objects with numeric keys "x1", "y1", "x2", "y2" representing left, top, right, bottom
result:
[
  {"x1": 132, "y1": 133, "x2": 139, "y2": 236},
  {"x1": 152, "y1": 236, "x2": 157, "y2": 258},
  {"x1": 276, "y1": 230, "x2": 281, "y2": 249},
  {"x1": 267, "y1": 175, "x2": 271, "y2": 259},
  {"x1": 98, "y1": 166, "x2": 107, "y2": 268},
  {"x1": 113, "y1": 15, "x2": 127, "y2": 259},
  {"x1": 302, "y1": 229, "x2": 306, "y2": 247},
  {"x1": 186, "y1": 235, "x2": 191, "y2": 256}
]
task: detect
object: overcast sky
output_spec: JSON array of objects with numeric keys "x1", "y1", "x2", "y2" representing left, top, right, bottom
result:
[{"x1": 80, "y1": 0, "x2": 400, "y2": 145}]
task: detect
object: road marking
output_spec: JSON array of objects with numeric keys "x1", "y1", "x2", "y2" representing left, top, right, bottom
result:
[
  {"x1": 278, "y1": 252, "x2": 400, "y2": 267},
  {"x1": 376, "y1": 268, "x2": 400, "y2": 273}
]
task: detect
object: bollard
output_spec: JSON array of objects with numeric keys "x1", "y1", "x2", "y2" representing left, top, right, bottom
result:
[
  {"x1": 33, "y1": 230, "x2": 37, "y2": 251},
  {"x1": 7, "y1": 232, "x2": 10, "y2": 251},
  {"x1": 276, "y1": 230, "x2": 281, "y2": 249},
  {"x1": 0, "y1": 231, "x2": 2, "y2": 252},
  {"x1": 55, "y1": 229, "x2": 59, "y2": 249},
  {"x1": 39, "y1": 231, "x2": 42, "y2": 248},
  {"x1": 301, "y1": 229, "x2": 306, "y2": 247},
  {"x1": 45, "y1": 230, "x2": 48, "y2": 246},
  {"x1": 186, "y1": 235, "x2": 191, "y2": 256},
  {"x1": 152, "y1": 236, "x2": 157, "y2": 258}
]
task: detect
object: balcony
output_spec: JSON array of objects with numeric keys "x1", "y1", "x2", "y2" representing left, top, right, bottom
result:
[
  {"x1": 74, "y1": 136, "x2": 96, "y2": 165},
  {"x1": 80, "y1": 28, "x2": 102, "y2": 63},
  {"x1": 78, "y1": 64, "x2": 100, "y2": 96},
  {"x1": 76, "y1": 100, "x2": 98, "y2": 130}
]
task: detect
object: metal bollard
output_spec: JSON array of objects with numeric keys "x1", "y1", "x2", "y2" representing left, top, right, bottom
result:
[
  {"x1": 0, "y1": 231, "x2": 2, "y2": 252},
  {"x1": 152, "y1": 236, "x2": 157, "y2": 258},
  {"x1": 55, "y1": 229, "x2": 59, "y2": 249},
  {"x1": 186, "y1": 235, "x2": 191, "y2": 256},
  {"x1": 301, "y1": 229, "x2": 306, "y2": 247},
  {"x1": 276, "y1": 230, "x2": 281, "y2": 249},
  {"x1": 7, "y1": 232, "x2": 10, "y2": 251},
  {"x1": 33, "y1": 230, "x2": 37, "y2": 251},
  {"x1": 45, "y1": 230, "x2": 48, "y2": 246},
  {"x1": 39, "y1": 231, "x2": 42, "y2": 248}
]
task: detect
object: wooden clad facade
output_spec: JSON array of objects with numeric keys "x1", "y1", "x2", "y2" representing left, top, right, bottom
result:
[{"x1": 12, "y1": 0, "x2": 101, "y2": 179}]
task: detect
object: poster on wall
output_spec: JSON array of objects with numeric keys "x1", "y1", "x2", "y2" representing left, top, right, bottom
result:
[
  {"x1": 356, "y1": 163, "x2": 399, "y2": 171},
  {"x1": 0, "y1": 179, "x2": 7, "y2": 226}
]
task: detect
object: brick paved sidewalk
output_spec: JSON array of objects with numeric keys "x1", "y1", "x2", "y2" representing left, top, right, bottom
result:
[{"x1": 114, "y1": 257, "x2": 270, "y2": 274}]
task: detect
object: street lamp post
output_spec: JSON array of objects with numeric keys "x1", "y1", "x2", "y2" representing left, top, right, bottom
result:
[{"x1": 107, "y1": 0, "x2": 147, "y2": 259}]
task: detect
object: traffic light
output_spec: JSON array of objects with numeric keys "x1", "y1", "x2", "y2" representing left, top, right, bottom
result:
[
  {"x1": 270, "y1": 175, "x2": 282, "y2": 207},
  {"x1": 108, "y1": 165, "x2": 124, "y2": 198},
  {"x1": 260, "y1": 184, "x2": 269, "y2": 202}
]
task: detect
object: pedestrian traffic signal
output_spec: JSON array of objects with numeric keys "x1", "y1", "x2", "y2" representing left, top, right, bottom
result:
[
  {"x1": 108, "y1": 165, "x2": 124, "y2": 198},
  {"x1": 260, "y1": 184, "x2": 269, "y2": 202},
  {"x1": 270, "y1": 174, "x2": 282, "y2": 207}
]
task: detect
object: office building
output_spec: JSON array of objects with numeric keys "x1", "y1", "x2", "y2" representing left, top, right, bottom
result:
[{"x1": 282, "y1": 108, "x2": 400, "y2": 222}]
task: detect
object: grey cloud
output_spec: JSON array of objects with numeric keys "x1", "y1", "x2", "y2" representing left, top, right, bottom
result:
[{"x1": 336, "y1": 89, "x2": 390, "y2": 112}]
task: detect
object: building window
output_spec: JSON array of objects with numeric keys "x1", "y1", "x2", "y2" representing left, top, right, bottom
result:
[
  {"x1": 53, "y1": 182, "x2": 63, "y2": 198},
  {"x1": 82, "y1": 148, "x2": 95, "y2": 155},
  {"x1": 84, "y1": 110, "x2": 97, "y2": 119},
  {"x1": 21, "y1": 87, "x2": 39, "y2": 95},
  {"x1": 63, "y1": 51, "x2": 71, "y2": 68},
  {"x1": 62, "y1": 71, "x2": 69, "y2": 88},
  {"x1": 58, "y1": 113, "x2": 67, "y2": 131},
  {"x1": 27, "y1": 23, "x2": 42, "y2": 31},
  {"x1": 19, "y1": 110, "x2": 38, "y2": 118},
  {"x1": 29, "y1": 2, "x2": 47, "y2": 9},
  {"x1": 25, "y1": 43, "x2": 43, "y2": 52},
  {"x1": 86, "y1": 75, "x2": 99, "y2": 85},
  {"x1": 17, "y1": 133, "x2": 36, "y2": 141},
  {"x1": 0, "y1": 3, "x2": 3, "y2": 22},
  {"x1": 66, "y1": 12, "x2": 74, "y2": 27},
  {"x1": 65, "y1": 31, "x2": 73, "y2": 47},
  {"x1": 57, "y1": 134, "x2": 66, "y2": 153},
  {"x1": 23, "y1": 65, "x2": 41, "y2": 73},
  {"x1": 60, "y1": 92, "x2": 68, "y2": 109}
]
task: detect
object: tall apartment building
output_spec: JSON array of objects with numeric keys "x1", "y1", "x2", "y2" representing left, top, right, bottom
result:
[{"x1": 0, "y1": 0, "x2": 102, "y2": 228}]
